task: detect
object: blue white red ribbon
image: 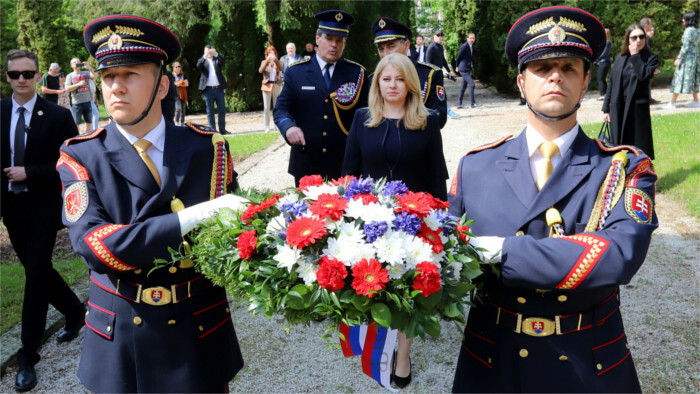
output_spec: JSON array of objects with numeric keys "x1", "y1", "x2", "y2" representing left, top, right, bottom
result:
[{"x1": 339, "y1": 322, "x2": 398, "y2": 391}]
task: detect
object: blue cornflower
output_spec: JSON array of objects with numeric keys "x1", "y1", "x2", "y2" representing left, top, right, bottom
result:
[
  {"x1": 364, "y1": 221, "x2": 389, "y2": 243},
  {"x1": 346, "y1": 177, "x2": 374, "y2": 199},
  {"x1": 383, "y1": 180, "x2": 409, "y2": 197},
  {"x1": 281, "y1": 201, "x2": 308, "y2": 223},
  {"x1": 392, "y1": 212, "x2": 422, "y2": 235}
]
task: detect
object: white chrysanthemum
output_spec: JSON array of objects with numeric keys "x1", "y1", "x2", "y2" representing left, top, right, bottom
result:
[
  {"x1": 336, "y1": 221, "x2": 365, "y2": 243},
  {"x1": 387, "y1": 263, "x2": 408, "y2": 280},
  {"x1": 273, "y1": 244, "x2": 302, "y2": 272},
  {"x1": 276, "y1": 193, "x2": 299, "y2": 209},
  {"x1": 322, "y1": 236, "x2": 356, "y2": 266},
  {"x1": 429, "y1": 251, "x2": 445, "y2": 267},
  {"x1": 266, "y1": 214, "x2": 288, "y2": 234},
  {"x1": 374, "y1": 230, "x2": 407, "y2": 266},
  {"x1": 296, "y1": 261, "x2": 318, "y2": 285},
  {"x1": 352, "y1": 242, "x2": 377, "y2": 267},
  {"x1": 423, "y1": 210, "x2": 441, "y2": 231},
  {"x1": 404, "y1": 237, "x2": 433, "y2": 268},
  {"x1": 303, "y1": 184, "x2": 339, "y2": 200},
  {"x1": 345, "y1": 200, "x2": 395, "y2": 223}
]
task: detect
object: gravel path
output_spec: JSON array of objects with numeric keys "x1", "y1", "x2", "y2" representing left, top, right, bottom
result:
[{"x1": 1, "y1": 82, "x2": 698, "y2": 392}]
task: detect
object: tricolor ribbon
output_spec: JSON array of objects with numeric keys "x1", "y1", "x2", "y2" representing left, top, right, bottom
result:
[{"x1": 339, "y1": 322, "x2": 398, "y2": 391}]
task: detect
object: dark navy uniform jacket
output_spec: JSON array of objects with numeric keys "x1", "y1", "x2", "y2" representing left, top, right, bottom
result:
[
  {"x1": 448, "y1": 128, "x2": 658, "y2": 392},
  {"x1": 274, "y1": 55, "x2": 368, "y2": 180},
  {"x1": 57, "y1": 122, "x2": 243, "y2": 392}
]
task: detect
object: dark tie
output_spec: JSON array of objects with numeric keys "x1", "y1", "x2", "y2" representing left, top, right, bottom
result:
[
  {"x1": 11, "y1": 107, "x2": 26, "y2": 193},
  {"x1": 323, "y1": 63, "x2": 333, "y2": 90}
]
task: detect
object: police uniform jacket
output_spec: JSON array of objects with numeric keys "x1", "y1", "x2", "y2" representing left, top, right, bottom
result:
[
  {"x1": 448, "y1": 128, "x2": 658, "y2": 392},
  {"x1": 57, "y1": 122, "x2": 243, "y2": 392},
  {"x1": 342, "y1": 108, "x2": 448, "y2": 200},
  {"x1": 274, "y1": 55, "x2": 368, "y2": 180}
]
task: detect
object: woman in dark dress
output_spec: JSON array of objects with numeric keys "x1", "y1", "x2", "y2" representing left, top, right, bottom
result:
[
  {"x1": 342, "y1": 53, "x2": 448, "y2": 388},
  {"x1": 603, "y1": 24, "x2": 658, "y2": 159}
]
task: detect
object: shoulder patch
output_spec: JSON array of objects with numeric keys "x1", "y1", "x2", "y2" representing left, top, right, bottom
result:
[
  {"x1": 626, "y1": 158, "x2": 656, "y2": 188},
  {"x1": 57, "y1": 151, "x2": 90, "y2": 181},
  {"x1": 289, "y1": 57, "x2": 311, "y2": 67},
  {"x1": 343, "y1": 58, "x2": 366, "y2": 71},
  {"x1": 594, "y1": 139, "x2": 640, "y2": 156},
  {"x1": 64, "y1": 182, "x2": 89, "y2": 222},
  {"x1": 65, "y1": 128, "x2": 106, "y2": 145},
  {"x1": 625, "y1": 188, "x2": 653, "y2": 224},
  {"x1": 418, "y1": 61, "x2": 441, "y2": 71},
  {"x1": 436, "y1": 85, "x2": 446, "y2": 101},
  {"x1": 185, "y1": 122, "x2": 217, "y2": 135},
  {"x1": 465, "y1": 135, "x2": 513, "y2": 157}
]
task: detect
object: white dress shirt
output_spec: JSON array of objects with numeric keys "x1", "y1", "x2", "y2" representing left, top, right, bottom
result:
[
  {"x1": 206, "y1": 57, "x2": 220, "y2": 87},
  {"x1": 525, "y1": 122, "x2": 578, "y2": 184},
  {"x1": 116, "y1": 116, "x2": 166, "y2": 179}
]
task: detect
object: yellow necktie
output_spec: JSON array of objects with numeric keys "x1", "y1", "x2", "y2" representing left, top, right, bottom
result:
[
  {"x1": 537, "y1": 141, "x2": 559, "y2": 190},
  {"x1": 133, "y1": 139, "x2": 161, "y2": 188}
]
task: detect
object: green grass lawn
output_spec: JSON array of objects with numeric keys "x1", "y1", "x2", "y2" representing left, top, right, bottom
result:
[
  {"x1": 582, "y1": 112, "x2": 700, "y2": 218},
  {"x1": 225, "y1": 132, "x2": 280, "y2": 164}
]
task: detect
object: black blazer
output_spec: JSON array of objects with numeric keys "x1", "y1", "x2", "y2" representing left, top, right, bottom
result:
[
  {"x1": 1, "y1": 96, "x2": 79, "y2": 230},
  {"x1": 196, "y1": 55, "x2": 228, "y2": 90},
  {"x1": 342, "y1": 108, "x2": 448, "y2": 200},
  {"x1": 426, "y1": 42, "x2": 452, "y2": 73},
  {"x1": 409, "y1": 45, "x2": 426, "y2": 62},
  {"x1": 455, "y1": 42, "x2": 475, "y2": 73}
]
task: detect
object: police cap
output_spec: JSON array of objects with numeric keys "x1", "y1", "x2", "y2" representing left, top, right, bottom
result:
[
  {"x1": 84, "y1": 14, "x2": 181, "y2": 70},
  {"x1": 372, "y1": 17, "x2": 411, "y2": 44},
  {"x1": 505, "y1": 6, "x2": 606, "y2": 71},
  {"x1": 315, "y1": 10, "x2": 355, "y2": 38}
]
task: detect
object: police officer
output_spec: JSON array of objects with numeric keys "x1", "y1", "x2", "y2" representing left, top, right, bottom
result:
[
  {"x1": 274, "y1": 10, "x2": 369, "y2": 186},
  {"x1": 448, "y1": 6, "x2": 658, "y2": 392},
  {"x1": 57, "y1": 15, "x2": 246, "y2": 392},
  {"x1": 371, "y1": 17, "x2": 447, "y2": 128}
]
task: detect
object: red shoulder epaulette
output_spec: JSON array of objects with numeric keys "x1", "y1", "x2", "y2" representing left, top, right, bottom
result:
[
  {"x1": 185, "y1": 122, "x2": 218, "y2": 136},
  {"x1": 464, "y1": 135, "x2": 512, "y2": 156},
  {"x1": 65, "y1": 128, "x2": 106, "y2": 146},
  {"x1": 594, "y1": 139, "x2": 640, "y2": 156}
]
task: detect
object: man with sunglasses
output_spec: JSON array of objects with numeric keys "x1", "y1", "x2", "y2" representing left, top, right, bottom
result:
[
  {"x1": 65, "y1": 58, "x2": 96, "y2": 134},
  {"x1": 1, "y1": 49, "x2": 83, "y2": 392}
]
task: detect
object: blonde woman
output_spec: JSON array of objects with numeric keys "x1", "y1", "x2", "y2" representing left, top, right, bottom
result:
[
  {"x1": 259, "y1": 45, "x2": 283, "y2": 132},
  {"x1": 342, "y1": 53, "x2": 448, "y2": 388}
]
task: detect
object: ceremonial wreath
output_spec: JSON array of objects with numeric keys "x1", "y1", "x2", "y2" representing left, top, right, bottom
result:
[{"x1": 172, "y1": 175, "x2": 484, "y2": 339}]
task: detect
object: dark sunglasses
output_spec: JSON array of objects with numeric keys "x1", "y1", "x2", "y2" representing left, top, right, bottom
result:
[
  {"x1": 629, "y1": 35, "x2": 645, "y2": 41},
  {"x1": 6, "y1": 70, "x2": 38, "y2": 79},
  {"x1": 436, "y1": 34, "x2": 444, "y2": 37}
]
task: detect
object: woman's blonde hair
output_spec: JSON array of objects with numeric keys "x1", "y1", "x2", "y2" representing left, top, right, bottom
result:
[{"x1": 366, "y1": 53, "x2": 429, "y2": 130}]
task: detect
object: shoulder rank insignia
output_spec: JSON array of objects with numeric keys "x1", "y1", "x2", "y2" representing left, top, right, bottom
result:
[
  {"x1": 64, "y1": 182, "x2": 89, "y2": 222},
  {"x1": 185, "y1": 122, "x2": 217, "y2": 135},
  {"x1": 344, "y1": 58, "x2": 367, "y2": 71},
  {"x1": 289, "y1": 57, "x2": 311, "y2": 67},
  {"x1": 464, "y1": 135, "x2": 513, "y2": 156},
  {"x1": 418, "y1": 61, "x2": 441, "y2": 71},
  {"x1": 57, "y1": 151, "x2": 90, "y2": 181},
  {"x1": 594, "y1": 139, "x2": 639, "y2": 156},
  {"x1": 436, "y1": 85, "x2": 446, "y2": 101},
  {"x1": 65, "y1": 127, "x2": 106, "y2": 145},
  {"x1": 625, "y1": 188, "x2": 653, "y2": 224}
]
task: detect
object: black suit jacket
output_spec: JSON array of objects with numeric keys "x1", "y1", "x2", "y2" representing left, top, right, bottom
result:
[
  {"x1": 1, "y1": 96, "x2": 79, "y2": 230},
  {"x1": 196, "y1": 55, "x2": 228, "y2": 90},
  {"x1": 456, "y1": 42, "x2": 475, "y2": 73},
  {"x1": 410, "y1": 45, "x2": 426, "y2": 62},
  {"x1": 426, "y1": 42, "x2": 452, "y2": 73}
]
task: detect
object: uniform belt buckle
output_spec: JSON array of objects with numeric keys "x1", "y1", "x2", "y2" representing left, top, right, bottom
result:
[
  {"x1": 520, "y1": 317, "x2": 557, "y2": 337},
  {"x1": 140, "y1": 286, "x2": 172, "y2": 306}
]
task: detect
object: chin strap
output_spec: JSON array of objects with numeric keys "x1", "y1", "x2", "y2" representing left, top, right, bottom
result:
[
  {"x1": 522, "y1": 89, "x2": 581, "y2": 121},
  {"x1": 111, "y1": 63, "x2": 164, "y2": 127}
]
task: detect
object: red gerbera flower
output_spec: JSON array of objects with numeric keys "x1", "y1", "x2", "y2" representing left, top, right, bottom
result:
[
  {"x1": 298, "y1": 175, "x2": 324, "y2": 191},
  {"x1": 309, "y1": 193, "x2": 348, "y2": 221},
  {"x1": 316, "y1": 256, "x2": 348, "y2": 291},
  {"x1": 331, "y1": 175, "x2": 356, "y2": 186},
  {"x1": 418, "y1": 224, "x2": 444, "y2": 254},
  {"x1": 259, "y1": 194, "x2": 281, "y2": 210},
  {"x1": 427, "y1": 193, "x2": 450, "y2": 210},
  {"x1": 413, "y1": 261, "x2": 441, "y2": 297},
  {"x1": 397, "y1": 191, "x2": 434, "y2": 218},
  {"x1": 237, "y1": 229, "x2": 257, "y2": 261},
  {"x1": 241, "y1": 203, "x2": 262, "y2": 223},
  {"x1": 285, "y1": 216, "x2": 328, "y2": 248},
  {"x1": 351, "y1": 258, "x2": 389, "y2": 298},
  {"x1": 455, "y1": 224, "x2": 471, "y2": 243},
  {"x1": 352, "y1": 193, "x2": 378, "y2": 205}
]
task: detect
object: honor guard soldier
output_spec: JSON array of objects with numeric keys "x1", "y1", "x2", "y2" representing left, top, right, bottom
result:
[
  {"x1": 274, "y1": 10, "x2": 369, "y2": 186},
  {"x1": 371, "y1": 17, "x2": 447, "y2": 128},
  {"x1": 448, "y1": 6, "x2": 658, "y2": 392},
  {"x1": 57, "y1": 15, "x2": 246, "y2": 392}
]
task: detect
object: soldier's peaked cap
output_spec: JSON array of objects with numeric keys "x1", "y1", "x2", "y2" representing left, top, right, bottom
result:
[
  {"x1": 372, "y1": 17, "x2": 411, "y2": 44},
  {"x1": 505, "y1": 6, "x2": 606, "y2": 71},
  {"x1": 315, "y1": 10, "x2": 355, "y2": 38},
  {"x1": 84, "y1": 14, "x2": 181, "y2": 70}
]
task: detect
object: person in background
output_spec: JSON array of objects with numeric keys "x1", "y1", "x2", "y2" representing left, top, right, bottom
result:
[
  {"x1": 197, "y1": 44, "x2": 228, "y2": 134},
  {"x1": 259, "y1": 45, "x2": 283, "y2": 133},
  {"x1": 89, "y1": 78, "x2": 99, "y2": 131},
  {"x1": 342, "y1": 53, "x2": 448, "y2": 389},
  {"x1": 456, "y1": 32, "x2": 479, "y2": 108},
  {"x1": 596, "y1": 28, "x2": 612, "y2": 101},
  {"x1": 40, "y1": 63, "x2": 63, "y2": 104},
  {"x1": 279, "y1": 42, "x2": 302, "y2": 81},
  {"x1": 172, "y1": 61, "x2": 189, "y2": 125},
  {"x1": 640, "y1": 17, "x2": 659, "y2": 104},
  {"x1": 450, "y1": 7, "x2": 657, "y2": 391},
  {"x1": 603, "y1": 24, "x2": 658, "y2": 159},
  {"x1": 301, "y1": 41, "x2": 315, "y2": 59},
  {"x1": 665, "y1": 11, "x2": 700, "y2": 109},
  {"x1": 409, "y1": 34, "x2": 426, "y2": 62},
  {"x1": 57, "y1": 72, "x2": 70, "y2": 110},
  {"x1": 65, "y1": 58, "x2": 96, "y2": 134},
  {"x1": 426, "y1": 28, "x2": 455, "y2": 80}
]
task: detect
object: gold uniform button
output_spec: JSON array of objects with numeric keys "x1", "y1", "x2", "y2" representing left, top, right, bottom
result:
[
  {"x1": 325, "y1": 99, "x2": 328, "y2": 103},
  {"x1": 517, "y1": 297, "x2": 526, "y2": 304},
  {"x1": 133, "y1": 317, "x2": 142, "y2": 325},
  {"x1": 626, "y1": 343, "x2": 630, "y2": 349},
  {"x1": 322, "y1": 132, "x2": 327, "y2": 136},
  {"x1": 322, "y1": 148, "x2": 327, "y2": 153},
  {"x1": 134, "y1": 269, "x2": 142, "y2": 274},
  {"x1": 558, "y1": 295, "x2": 568, "y2": 302},
  {"x1": 85, "y1": 311, "x2": 90, "y2": 316},
  {"x1": 168, "y1": 266, "x2": 177, "y2": 274},
  {"x1": 198, "y1": 325, "x2": 204, "y2": 331},
  {"x1": 519, "y1": 349, "x2": 528, "y2": 358},
  {"x1": 596, "y1": 363, "x2": 603, "y2": 370},
  {"x1": 559, "y1": 355, "x2": 568, "y2": 361},
  {"x1": 323, "y1": 115, "x2": 328, "y2": 119},
  {"x1": 106, "y1": 326, "x2": 112, "y2": 332},
  {"x1": 168, "y1": 320, "x2": 176, "y2": 325},
  {"x1": 487, "y1": 357, "x2": 492, "y2": 364},
  {"x1": 515, "y1": 231, "x2": 525, "y2": 236},
  {"x1": 225, "y1": 308, "x2": 230, "y2": 313}
]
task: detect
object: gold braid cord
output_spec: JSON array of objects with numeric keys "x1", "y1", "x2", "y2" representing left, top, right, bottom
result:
[
  {"x1": 209, "y1": 133, "x2": 228, "y2": 200},
  {"x1": 585, "y1": 151, "x2": 628, "y2": 232}
]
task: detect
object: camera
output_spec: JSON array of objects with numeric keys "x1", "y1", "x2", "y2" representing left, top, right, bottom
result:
[{"x1": 76, "y1": 62, "x2": 84, "y2": 68}]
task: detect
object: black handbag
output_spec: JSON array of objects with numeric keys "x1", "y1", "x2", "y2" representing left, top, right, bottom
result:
[{"x1": 597, "y1": 121, "x2": 612, "y2": 145}]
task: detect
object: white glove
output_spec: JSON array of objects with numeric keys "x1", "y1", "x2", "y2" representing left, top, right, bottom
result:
[
  {"x1": 177, "y1": 194, "x2": 249, "y2": 236},
  {"x1": 471, "y1": 235, "x2": 505, "y2": 264}
]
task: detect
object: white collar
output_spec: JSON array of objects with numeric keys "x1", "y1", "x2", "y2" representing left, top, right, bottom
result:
[
  {"x1": 116, "y1": 116, "x2": 166, "y2": 152},
  {"x1": 525, "y1": 122, "x2": 578, "y2": 159},
  {"x1": 11, "y1": 94, "x2": 37, "y2": 117},
  {"x1": 315, "y1": 54, "x2": 335, "y2": 72}
]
